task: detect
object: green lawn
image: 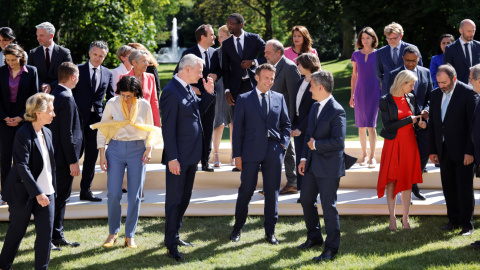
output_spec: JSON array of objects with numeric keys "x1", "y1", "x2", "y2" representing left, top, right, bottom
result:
[
  {"x1": 2, "y1": 216, "x2": 480, "y2": 269},
  {"x1": 157, "y1": 59, "x2": 382, "y2": 141}
]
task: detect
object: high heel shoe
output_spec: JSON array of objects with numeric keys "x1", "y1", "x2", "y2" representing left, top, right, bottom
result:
[
  {"x1": 389, "y1": 217, "x2": 397, "y2": 231},
  {"x1": 124, "y1": 237, "x2": 137, "y2": 248},
  {"x1": 213, "y1": 152, "x2": 221, "y2": 167},
  {"x1": 401, "y1": 219, "x2": 412, "y2": 230},
  {"x1": 368, "y1": 158, "x2": 377, "y2": 168},
  {"x1": 360, "y1": 156, "x2": 368, "y2": 166},
  {"x1": 103, "y1": 234, "x2": 118, "y2": 248}
]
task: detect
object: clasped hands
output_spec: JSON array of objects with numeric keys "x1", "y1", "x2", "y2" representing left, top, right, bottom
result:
[
  {"x1": 4, "y1": 117, "x2": 22, "y2": 127},
  {"x1": 411, "y1": 115, "x2": 426, "y2": 129}
]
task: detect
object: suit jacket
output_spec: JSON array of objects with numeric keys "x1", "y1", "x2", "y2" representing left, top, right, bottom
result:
[
  {"x1": 232, "y1": 89, "x2": 290, "y2": 162},
  {"x1": 27, "y1": 44, "x2": 72, "y2": 89},
  {"x1": 375, "y1": 41, "x2": 423, "y2": 95},
  {"x1": 1, "y1": 122, "x2": 56, "y2": 203},
  {"x1": 174, "y1": 45, "x2": 221, "y2": 94},
  {"x1": 222, "y1": 32, "x2": 267, "y2": 93},
  {"x1": 428, "y1": 81, "x2": 478, "y2": 161},
  {"x1": 473, "y1": 99, "x2": 480, "y2": 165},
  {"x1": 271, "y1": 56, "x2": 301, "y2": 121},
  {"x1": 443, "y1": 39, "x2": 480, "y2": 84},
  {"x1": 160, "y1": 77, "x2": 216, "y2": 165},
  {"x1": 0, "y1": 65, "x2": 39, "y2": 121},
  {"x1": 292, "y1": 78, "x2": 314, "y2": 133},
  {"x1": 379, "y1": 93, "x2": 421, "y2": 140},
  {"x1": 301, "y1": 97, "x2": 346, "y2": 178},
  {"x1": 387, "y1": 66, "x2": 433, "y2": 112},
  {"x1": 72, "y1": 62, "x2": 114, "y2": 126},
  {"x1": 50, "y1": 85, "x2": 83, "y2": 167}
]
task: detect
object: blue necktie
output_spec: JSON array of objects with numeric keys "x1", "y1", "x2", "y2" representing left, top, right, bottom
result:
[
  {"x1": 465, "y1": 43, "x2": 471, "y2": 67},
  {"x1": 261, "y1": 93, "x2": 267, "y2": 119},
  {"x1": 441, "y1": 92, "x2": 451, "y2": 122},
  {"x1": 236, "y1": 37, "x2": 243, "y2": 58},
  {"x1": 392, "y1": 47, "x2": 398, "y2": 67},
  {"x1": 91, "y1": 67, "x2": 97, "y2": 91}
]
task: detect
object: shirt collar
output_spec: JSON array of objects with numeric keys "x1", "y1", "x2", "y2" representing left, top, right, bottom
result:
[
  {"x1": 319, "y1": 94, "x2": 333, "y2": 107},
  {"x1": 235, "y1": 29, "x2": 245, "y2": 41},
  {"x1": 460, "y1": 38, "x2": 469, "y2": 46},
  {"x1": 88, "y1": 60, "x2": 100, "y2": 70},
  {"x1": 43, "y1": 42, "x2": 55, "y2": 52},
  {"x1": 8, "y1": 65, "x2": 28, "y2": 76},
  {"x1": 197, "y1": 44, "x2": 207, "y2": 55},
  {"x1": 256, "y1": 87, "x2": 269, "y2": 96},
  {"x1": 403, "y1": 66, "x2": 417, "y2": 73},
  {"x1": 59, "y1": 83, "x2": 73, "y2": 96},
  {"x1": 174, "y1": 74, "x2": 189, "y2": 89},
  {"x1": 390, "y1": 42, "x2": 401, "y2": 50}
]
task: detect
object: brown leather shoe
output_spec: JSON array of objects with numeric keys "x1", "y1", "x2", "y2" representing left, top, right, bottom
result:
[{"x1": 279, "y1": 186, "x2": 298, "y2": 195}]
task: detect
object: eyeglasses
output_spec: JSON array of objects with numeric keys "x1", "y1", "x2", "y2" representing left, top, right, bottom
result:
[
  {"x1": 0, "y1": 39, "x2": 12, "y2": 42},
  {"x1": 386, "y1": 35, "x2": 400, "y2": 41},
  {"x1": 121, "y1": 95, "x2": 134, "y2": 100},
  {"x1": 404, "y1": 59, "x2": 419, "y2": 64}
]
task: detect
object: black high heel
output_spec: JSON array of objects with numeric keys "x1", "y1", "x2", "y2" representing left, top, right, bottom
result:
[{"x1": 401, "y1": 219, "x2": 412, "y2": 230}]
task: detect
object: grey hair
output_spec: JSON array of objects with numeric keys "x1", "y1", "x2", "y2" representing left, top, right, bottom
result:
[
  {"x1": 390, "y1": 70, "x2": 418, "y2": 96},
  {"x1": 403, "y1": 45, "x2": 420, "y2": 56},
  {"x1": 128, "y1": 49, "x2": 148, "y2": 65},
  {"x1": 35, "y1": 22, "x2": 55, "y2": 35},
  {"x1": 266, "y1": 39, "x2": 285, "y2": 56},
  {"x1": 89, "y1": 40, "x2": 109, "y2": 54},
  {"x1": 470, "y1": 64, "x2": 480, "y2": 80},
  {"x1": 311, "y1": 70, "x2": 334, "y2": 93},
  {"x1": 178, "y1": 54, "x2": 204, "y2": 72}
]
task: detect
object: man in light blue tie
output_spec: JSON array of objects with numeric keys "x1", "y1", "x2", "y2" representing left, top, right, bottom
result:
[{"x1": 428, "y1": 64, "x2": 478, "y2": 235}]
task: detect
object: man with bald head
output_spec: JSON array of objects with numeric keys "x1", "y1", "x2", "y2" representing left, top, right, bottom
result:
[{"x1": 444, "y1": 19, "x2": 480, "y2": 84}]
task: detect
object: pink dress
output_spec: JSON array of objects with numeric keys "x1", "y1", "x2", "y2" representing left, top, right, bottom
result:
[{"x1": 284, "y1": 47, "x2": 318, "y2": 64}]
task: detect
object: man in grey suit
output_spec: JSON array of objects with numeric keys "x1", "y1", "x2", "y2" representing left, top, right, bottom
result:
[
  {"x1": 27, "y1": 22, "x2": 72, "y2": 93},
  {"x1": 263, "y1": 39, "x2": 300, "y2": 195}
]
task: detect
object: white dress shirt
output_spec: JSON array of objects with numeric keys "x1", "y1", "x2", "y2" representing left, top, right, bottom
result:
[
  {"x1": 296, "y1": 80, "x2": 310, "y2": 116},
  {"x1": 89, "y1": 61, "x2": 102, "y2": 91},
  {"x1": 36, "y1": 130, "x2": 55, "y2": 195},
  {"x1": 96, "y1": 96, "x2": 154, "y2": 148},
  {"x1": 111, "y1": 63, "x2": 130, "y2": 91},
  {"x1": 459, "y1": 38, "x2": 473, "y2": 66}
]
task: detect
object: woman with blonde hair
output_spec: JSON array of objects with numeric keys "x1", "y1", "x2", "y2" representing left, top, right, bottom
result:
[{"x1": 378, "y1": 70, "x2": 426, "y2": 231}]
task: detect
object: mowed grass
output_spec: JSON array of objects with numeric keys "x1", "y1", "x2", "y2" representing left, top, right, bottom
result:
[{"x1": 1, "y1": 216, "x2": 480, "y2": 269}]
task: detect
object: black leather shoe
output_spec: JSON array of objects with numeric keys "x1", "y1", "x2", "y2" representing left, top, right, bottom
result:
[
  {"x1": 297, "y1": 198, "x2": 301, "y2": 203},
  {"x1": 230, "y1": 229, "x2": 241, "y2": 242},
  {"x1": 440, "y1": 223, "x2": 460, "y2": 230},
  {"x1": 51, "y1": 242, "x2": 62, "y2": 251},
  {"x1": 313, "y1": 250, "x2": 336, "y2": 262},
  {"x1": 232, "y1": 167, "x2": 241, "y2": 172},
  {"x1": 258, "y1": 190, "x2": 265, "y2": 196},
  {"x1": 167, "y1": 247, "x2": 183, "y2": 261},
  {"x1": 471, "y1": 241, "x2": 480, "y2": 248},
  {"x1": 177, "y1": 238, "x2": 194, "y2": 247},
  {"x1": 412, "y1": 185, "x2": 426, "y2": 200},
  {"x1": 459, "y1": 228, "x2": 474, "y2": 236},
  {"x1": 80, "y1": 192, "x2": 102, "y2": 202},
  {"x1": 52, "y1": 238, "x2": 80, "y2": 247},
  {"x1": 297, "y1": 238, "x2": 324, "y2": 250},
  {"x1": 265, "y1": 233, "x2": 278, "y2": 245},
  {"x1": 202, "y1": 164, "x2": 214, "y2": 172}
]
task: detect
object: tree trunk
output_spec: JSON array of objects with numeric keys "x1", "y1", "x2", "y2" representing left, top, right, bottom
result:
[
  {"x1": 264, "y1": 1, "x2": 273, "y2": 39},
  {"x1": 341, "y1": 18, "x2": 355, "y2": 59}
]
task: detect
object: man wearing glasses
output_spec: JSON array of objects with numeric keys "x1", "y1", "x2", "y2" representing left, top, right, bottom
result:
[{"x1": 375, "y1": 22, "x2": 423, "y2": 96}]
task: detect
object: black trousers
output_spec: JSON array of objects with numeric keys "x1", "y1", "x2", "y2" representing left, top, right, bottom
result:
[
  {"x1": 0, "y1": 123, "x2": 21, "y2": 189},
  {"x1": 0, "y1": 194, "x2": 54, "y2": 270},
  {"x1": 80, "y1": 114, "x2": 101, "y2": 193},
  {"x1": 201, "y1": 102, "x2": 215, "y2": 166},
  {"x1": 53, "y1": 165, "x2": 74, "y2": 240}
]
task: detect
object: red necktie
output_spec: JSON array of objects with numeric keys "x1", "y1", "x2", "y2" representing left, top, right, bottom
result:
[{"x1": 45, "y1": 48, "x2": 50, "y2": 71}]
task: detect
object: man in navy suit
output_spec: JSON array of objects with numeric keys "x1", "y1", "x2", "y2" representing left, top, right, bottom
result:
[
  {"x1": 174, "y1": 24, "x2": 220, "y2": 172},
  {"x1": 229, "y1": 63, "x2": 291, "y2": 245},
  {"x1": 387, "y1": 45, "x2": 433, "y2": 200},
  {"x1": 160, "y1": 54, "x2": 216, "y2": 261},
  {"x1": 49, "y1": 62, "x2": 83, "y2": 248},
  {"x1": 27, "y1": 22, "x2": 72, "y2": 93},
  {"x1": 444, "y1": 19, "x2": 480, "y2": 84},
  {"x1": 429, "y1": 64, "x2": 478, "y2": 236},
  {"x1": 376, "y1": 22, "x2": 423, "y2": 96},
  {"x1": 222, "y1": 13, "x2": 267, "y2": 105},
  {"x1": 72, "y1": 41, "x2": 114, "y2": 201},
  {"x1": 298, "y1": 70, "x2": 346, "y2": 262}
]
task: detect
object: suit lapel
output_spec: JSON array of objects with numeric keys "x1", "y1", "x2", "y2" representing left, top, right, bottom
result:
[
  {"x1": 457, "y1": 41, "x2": 470, "y2": 67},
  {"x1": 315, "y1": 98, "x2": 333, "y2": 129},
  {"x1": 251, "y1": 90, "x2": 266, "y2": 121},
  {"x1": 49, "y1": 45, "x2": 60, "y2": 74},
  {"x1": 443, "y1": 83, "x2": 460, "y2": 122},
  {"x1": 299, "y1": 81, "x2": 311, "y2": 108},
  {"x1": 173, "y1": 78, "x2": 200, "y2": 116},
  {"x1": 36, "y1": 47, "x2": 48, "y2": 74},
  {"x1": 1, "y1": 67, "x2": 9, "y2": 105}
]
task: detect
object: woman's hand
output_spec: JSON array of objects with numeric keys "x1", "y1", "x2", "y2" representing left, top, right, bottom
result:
[
  {"x1": 418, "y1": 117, "x2": 427, "y2": 129},
  {"x1": 36, "y1": 193, "x2": 50, "y2": 207},
  {"x1": 99, "y1": 148, "x2": 108, "y2": 172},
  {"x1": 142, "y1": 147, "x2": 152, "y2": 165},
  {"x1": 349, "y1": 97, "x2": 355, "y2": 108},
  {"x1": 411, "y1": 115, "x2": 420, "y2": 124}
]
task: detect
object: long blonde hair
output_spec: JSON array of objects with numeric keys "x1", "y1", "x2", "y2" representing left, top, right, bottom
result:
[{"x1": 390, "y1": 70, "x2": 418, "y2": 96}]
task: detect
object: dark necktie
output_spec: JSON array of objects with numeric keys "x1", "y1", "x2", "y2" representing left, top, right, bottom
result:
[
  {"x1": 465, "y1": 43, "x2": 471, "y2": 67},
  {"x1": 186, "y1": 85, "x2": 196, "y2": 100},
  {"x1": 236, "y1": 37, "x2": 243, "y2": 58},
  {"x1": 392, "y1": 47, "x2": 398, "y2": 67},
  {"x1": 45, "y1": 48, "x2": 50, "y2": 70},
  {"x1": 91, "y1": 67, "x2": 97, "y2": 91},
  {"x1": 316, "y1": 103, "x2": 321, "y2": 119},
  {"x1": 204, "y1": 51, "x2": 209, "y2": 70},
  {"x1": 261, "y1": 93, "x2": 267, "y2": 119}
]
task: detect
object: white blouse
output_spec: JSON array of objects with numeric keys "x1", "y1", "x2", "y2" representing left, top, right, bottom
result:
[
  {"x1": 36, "y1": 130, "x2": 55, "y2": 195},
  {"x1": 96, "y1": 96, "x2": 154, "y2": 148}
]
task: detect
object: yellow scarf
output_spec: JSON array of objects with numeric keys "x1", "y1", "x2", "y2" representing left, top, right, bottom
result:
[{"x1": 90, "y1": 96, "x2": 162, "y2": 147}]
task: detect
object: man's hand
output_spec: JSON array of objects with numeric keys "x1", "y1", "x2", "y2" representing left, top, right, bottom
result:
[
  {"x1": 464, "y1": 154, "x2": 474, "y2": 166},
  {"x1": 36, "y1": 193, "x2": 50, "y2": 207},
  {"x1": 207, "y1": 73, "x2": 218, "y2": 82},
  {"x1": 168, "y1": 160, "x2": 181, "y2": 175},
  {"x1": 240, "y1": 60, "x2": 254, "y2": 69},
  {"x1": 421, "y1": 110, "x2": 429, "y2": 120},
  {"x1": 411, "y1": 115, "x2": 420, "y2": 124},
  {"x1": 429, "y1": 154, "x2": 439, "y2": 164},
  {"x1": 291, "y1": 129, "x2": 302, "y2": 137},
  {"x1": 70, "y1": 163, "x2": 80, "y2": 176},
  {"x1": 307, "y1": 138, "x2": 315, "y2": 150},
  {"x1": 202, "y1": 77, "x2": 215, "y2": 94},
  {"x1": 235, "y1": 157, "x2": 242, "y2": 171},
  {"x1": 42, "y1": 84, "x2": 51, "y2": 93},
  {"x1": 298, "y1": 160, "x2": 306, "y2": 176},
  {"x1": 226, "y1": 92, "x2": 235, "y2": 106}
]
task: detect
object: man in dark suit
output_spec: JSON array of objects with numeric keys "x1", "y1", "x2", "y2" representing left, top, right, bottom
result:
[
  {"x1": 444, "y1": 19, "x2": 480, "y2": 84},
  {"x1": 387, "y1": 45, "x2": 433, "y2": 200},
  {"x1": 160, "y1": 54, "x2": 216, "y2": 261},
  {"x1": 49, "y1": 62, "x2": 83, "y2": 248},
  {"x1": 222, "y1": 13, "x2": 266, "y2": 105},
  {"x1": 229, "y1": 63, "x2": 290, "y2": 245},
  {"x1": 428, "y1": 64, "x2": 478, "y2": 236},
  {"x1": 174, "y1": 24, "x2": 220, "y2": 172},
  {"x1": 298, "y1": 70, "x2": 346, "y2": 262},
  {"x1": 72, "y1": 41, "x2": 114, "y2": 201},
  {"x1": 263, "y1": 39, "x2": 300, "y2": 195},
  {"x1": 27, "y1": 22, "x2": 72, "y2": 93},
  {"x1": 376, "y1": 22, "x2": 423, "y2": 95}
]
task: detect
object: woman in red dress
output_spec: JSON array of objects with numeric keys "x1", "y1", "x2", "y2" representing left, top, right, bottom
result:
[{"x1": 378, "y1": 70, "x2": 426, "y2": 231}]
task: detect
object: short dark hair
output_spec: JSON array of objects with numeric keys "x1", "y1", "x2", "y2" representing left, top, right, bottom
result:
[
  {"x1": 356, "y1": 27, "x2": 378, "y2": 49},
  {"x1": 3, "y1": 44, "x2": 26, "y2": 66},
  {"x1": 311, "y1": 70, "x2": 334, "y2": 93},
  {"x1": 255, "y1": 63, "x2": 276, "y2": 76},
  {"x1": 89, "y1": 40, "x2": 109, "y2": 54},
  {"x1": 296, "y1": 53, "x2": 321, "y2": 73},
  {"x1": 195, "y1": 24, "x2": 212, "y2": 43},
  {"x1": 58, "y1": 62, "x2": 78, "y2": 83},
  {"x1": 403, "y1": 45, "x2": 420, "y2": 56},
  {"x1": 116, "y1": 76, "x2": 144, "y2": 98},
  {"x1": 228, "y1": 13, "x2": 245, "y2": 25},
  {"x1": 437, "y1": 64, "x2": 457, "y2": 80},
  {"x1": 0, "y1": 27, "x2": 16, "y2": 41}
]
